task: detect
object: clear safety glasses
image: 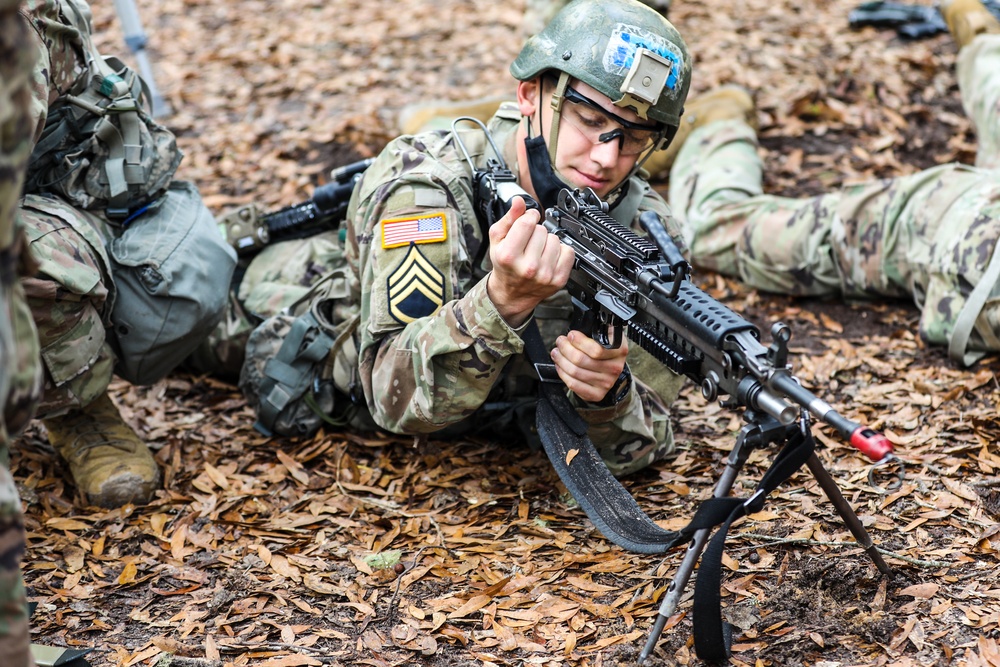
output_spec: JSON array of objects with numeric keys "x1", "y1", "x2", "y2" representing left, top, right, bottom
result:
[{"x1": 560, "y1": 85, "x2": 663, "y2": 156}]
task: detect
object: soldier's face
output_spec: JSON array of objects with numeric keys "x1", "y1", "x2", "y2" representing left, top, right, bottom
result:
[{"x1": 519, "y1": 78, "x2": 653, "y2": 198}]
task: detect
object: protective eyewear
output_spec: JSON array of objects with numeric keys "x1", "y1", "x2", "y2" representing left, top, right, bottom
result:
[{"x1": 561, "y1": 86, "x2": 663, "y2": 156}]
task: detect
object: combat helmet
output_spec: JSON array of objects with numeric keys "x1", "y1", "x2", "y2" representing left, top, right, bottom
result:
[
  {"x1": 511, "y1": 0, "x2": 691, "y2": 129},
  {"x1": 510, "y1": 0, "x2": 691, "y2": 188}
]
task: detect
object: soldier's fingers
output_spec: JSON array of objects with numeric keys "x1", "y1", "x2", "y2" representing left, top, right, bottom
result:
[
  {"x1": 563, "y1": 330, "x2": 629, "y2": 362},
  {"x1": 494, "y1": 207, "x2": 542, "y2": 264},
  {"x1": 488, "y1": 195, "x2": 527, "y2": 243},
  {"x1": 554, "y1": 242, "x2": 576, "y2": 283},
  {"x1": 514, "y1": 232, "x2": 569, "y2": 288},
  {"x1": 495, "y1": 221, "x2": 546, "y2": 280},
  {"x1": 550, "y1": 348, "x2": 617, "y2": 401},
  {"x1": 554, "y1": 332, "x2": 626, "y2": 372}
]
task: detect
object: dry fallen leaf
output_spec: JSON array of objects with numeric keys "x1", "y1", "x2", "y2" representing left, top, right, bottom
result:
[{"x1": 898, "y1": 583, "x2": 940, "y2": 599}]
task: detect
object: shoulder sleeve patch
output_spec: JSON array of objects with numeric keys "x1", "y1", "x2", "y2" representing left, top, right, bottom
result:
[
  {"x1": 387, "y1": 243, "x2": 446, "y2": 324},
  {"x1": 381, "y1": 211, "x2": 448, "y2": 249}
]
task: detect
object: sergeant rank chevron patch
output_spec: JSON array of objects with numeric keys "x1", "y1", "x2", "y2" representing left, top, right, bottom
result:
[{"x1": 387, "y1": 243, "x2": 446, "y2": 324}]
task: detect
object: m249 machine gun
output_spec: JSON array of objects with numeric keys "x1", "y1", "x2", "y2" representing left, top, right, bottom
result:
[{"x1": 452, "y1": 116, "x2": 902, "y2": 663}]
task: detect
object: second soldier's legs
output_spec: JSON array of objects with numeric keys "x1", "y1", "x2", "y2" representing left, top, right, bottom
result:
[
  {"x1": 670, "y1": 118, "x2": 844, "y2": 297},
  {"x1": 18, "y1": 201, "x2": 161, "y2": 508},
  {"x1": 957, "y1": 33, "x2": 1000, "y2": 168}
]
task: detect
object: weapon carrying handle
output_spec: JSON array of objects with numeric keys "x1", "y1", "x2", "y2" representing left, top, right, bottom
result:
[
  {"x1": 639, "y1": 211, "x2": 689, "y2": 296},
  {"x1": 639, "y1": 211, "x2": 687, "y2": 269}
]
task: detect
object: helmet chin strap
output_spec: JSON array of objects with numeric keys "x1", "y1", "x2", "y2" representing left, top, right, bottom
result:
[{"x1": 546, "y1": 71, "x2": 570, "y2": 164}]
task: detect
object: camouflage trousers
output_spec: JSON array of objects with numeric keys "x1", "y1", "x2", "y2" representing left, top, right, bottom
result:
[
  {"x1": 17, "y1": 199, "x2": 117, "y2": 416},
  {"x1": 186, "y1": 230, "x2": 347, "y2": 380},
  {"x1": 0, "y1": 1, "x2": 41, "y2": 665},
  {"x1": 18, "y1": 180, "x2": 234, "y2": 416},
  {"x1": 670, "y1": 33, "x2": 1000, "y2": 366}
]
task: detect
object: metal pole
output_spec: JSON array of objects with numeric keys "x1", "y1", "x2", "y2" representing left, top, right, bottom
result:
[{"x1": 112, "y1": 0, "x2": 170, "y2": 117}]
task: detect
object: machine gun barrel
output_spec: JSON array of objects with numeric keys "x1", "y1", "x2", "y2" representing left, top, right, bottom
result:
[{"x1": 547, "y1": 188, "x2": 894, "y2": 463}]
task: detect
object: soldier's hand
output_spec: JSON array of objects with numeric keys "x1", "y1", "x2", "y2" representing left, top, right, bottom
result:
[
  {"x1": 486, "y1": 196, "x2": 575, "y2": 327},
  {"x1": 551, "y1": 330, "x2": 629, "y2": 404}
]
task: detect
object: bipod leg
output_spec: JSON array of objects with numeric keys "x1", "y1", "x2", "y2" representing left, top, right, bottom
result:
[
  {"x1": 806, "y1": 453, "x2": 891, "y2": 575},
  {"x1": 638, "y1": 420, "x2": 764, "y2": 665}
]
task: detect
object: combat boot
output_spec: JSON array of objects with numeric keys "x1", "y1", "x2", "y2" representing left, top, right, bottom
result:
[
  {"x1": 643, "y1": 85, "x2": 757, "y2": 181},
  {"x1": 42, "y1": 393, "x2": 160, "y2": 508},
  {"x1": 941, "y1": 0, "x2": 1000, "y2": 48}
]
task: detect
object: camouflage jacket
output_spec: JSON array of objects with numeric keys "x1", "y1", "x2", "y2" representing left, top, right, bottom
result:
[{"x1": 343, "y1": 104, "x2": 686, "y2": 467}]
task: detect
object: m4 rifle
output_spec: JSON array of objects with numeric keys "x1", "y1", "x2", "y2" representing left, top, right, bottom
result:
[{"x1": 220, "y1": 158, "x2": 373, "y2": 257}]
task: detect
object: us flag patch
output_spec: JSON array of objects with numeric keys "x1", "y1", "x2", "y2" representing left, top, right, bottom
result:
[{"x1": 380, "y1": 212, "x2": 447, "y2": 249}]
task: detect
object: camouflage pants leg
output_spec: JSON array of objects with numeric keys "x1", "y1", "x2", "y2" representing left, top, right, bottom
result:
[
  {"x1": 0, "y1": 2, "x2": 40, "y2": 665},
  {"x1": 670, "y1": 119, "x2": 1000, "y2": 358},
  {"x1": 19, "y1": 199, "x2": 116, "y2": 417},
  {"x1": 669, "y1": 119, "x2": 844, "y2": 296},
  {"x1": 185, "y1": 231, "x2": 345, "y2": 380},
  {"x1": 0, "y1": 467, "x2": 32, "y2": 667},
  {"x1": 1, "y1": 269, "x2": 40, "y2": 442},
  {"x1": 0, "y1": 13, "x2": 41, "y2": 442},
  {"x1": 958, "y1": 33, "x2": 1000, "y2": 169},
  {"x1": 955, "y1": 35, "x2": 1000, "y2": 359}
]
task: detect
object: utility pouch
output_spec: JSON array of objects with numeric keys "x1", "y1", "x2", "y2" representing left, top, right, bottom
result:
[
  {"x1": 23, "y1": 0, "x2": 181, "y2": 215},
  {"x1": 108, "y1": 181, "x2": 236, "y2": 385},
  {"x1": 240, "y1": 262, "x2": 361, "y2": 438}
]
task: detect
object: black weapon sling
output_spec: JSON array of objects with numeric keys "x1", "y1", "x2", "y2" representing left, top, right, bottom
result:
[{"x1": 522, "y1": 319, "x2": 815, "y2": 661}]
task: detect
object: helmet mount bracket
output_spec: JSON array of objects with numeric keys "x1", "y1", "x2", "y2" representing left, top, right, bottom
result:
[{"x1": 616, "y1": 47, "x2": 671, "y2": 120}]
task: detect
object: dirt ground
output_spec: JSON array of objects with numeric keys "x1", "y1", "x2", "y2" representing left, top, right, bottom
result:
[{"x1": 12, "y1": 0, "x2": 1000, "y2": 666}]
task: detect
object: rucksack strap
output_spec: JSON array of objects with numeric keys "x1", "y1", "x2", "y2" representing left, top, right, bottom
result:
[
  {"x1": 254, "y1": 306, "x2": 337, "y2": 437},
  {"x1": 949, "y1": 238, "x2": 1000, "y2": 366},
  {"x1": 80, "y1": 58, "x2": 148, "y2": 217}
]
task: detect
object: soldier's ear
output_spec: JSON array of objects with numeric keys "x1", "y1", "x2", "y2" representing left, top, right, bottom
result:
[{"x1": 516, "y1": 78, "x2": 542, "y2": 117}]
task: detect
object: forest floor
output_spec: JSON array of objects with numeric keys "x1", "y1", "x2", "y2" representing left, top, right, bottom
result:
[{"x1": 12, "y1": 0, "x2": 1000, "y2": 666}]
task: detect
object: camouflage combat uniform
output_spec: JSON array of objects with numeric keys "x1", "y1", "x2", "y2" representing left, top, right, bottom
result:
[
  {"x1": 0, "y1": 0, "x2": 41, "y2": 663},
  {"x1": 338, "y1": 104, "x2": 685, "y2": 475},
  {"x1": 19, "y1": 0, "x2": 233, "y2": 416},
  {"x1": 233, "y1": 0, "x2": 690, "y2": 475},
  {"x1": 670, "y1": 33, "x2": 1000, "y2": 366}
]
